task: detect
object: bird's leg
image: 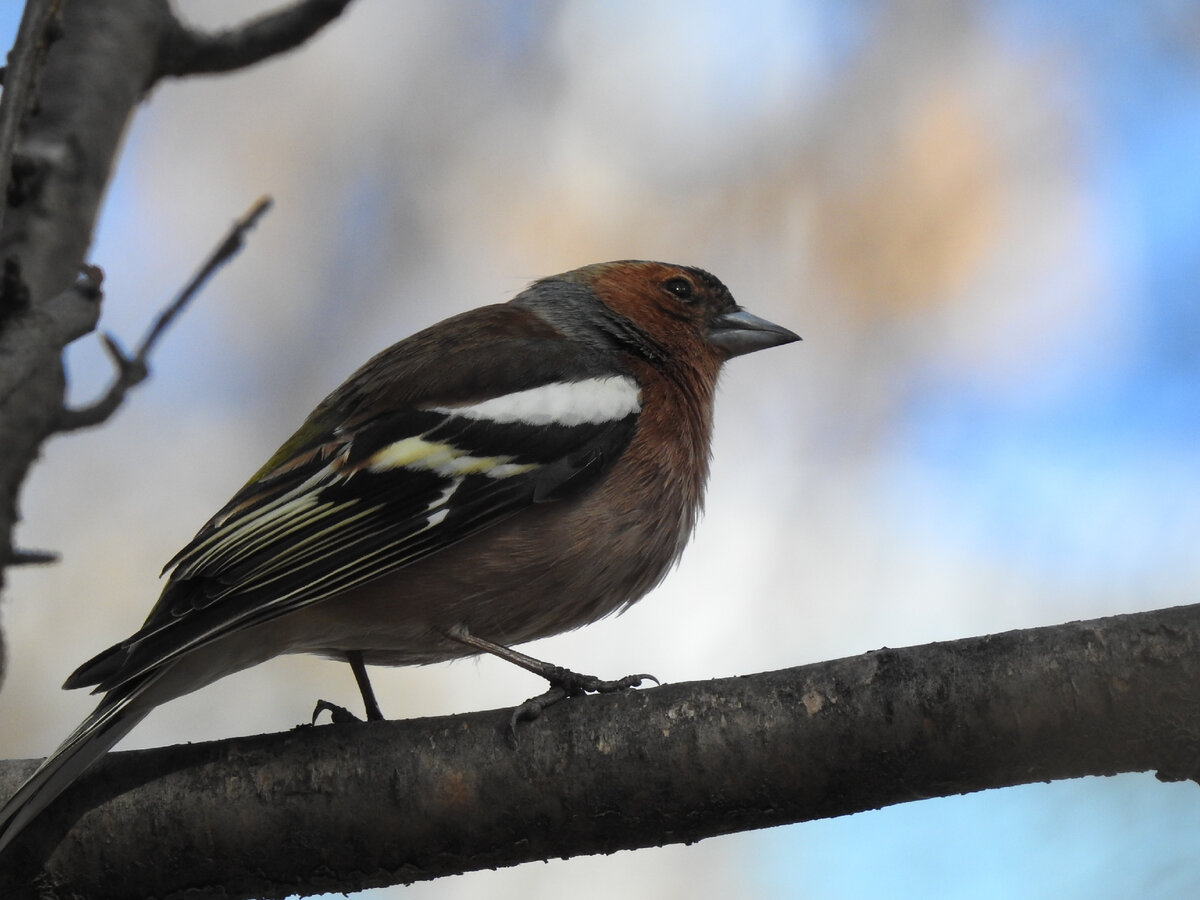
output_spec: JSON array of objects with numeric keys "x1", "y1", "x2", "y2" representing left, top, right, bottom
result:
[
  {"x1": 349, "y1": 650, "x2": 386, "y2": 721},
  {"x1": 312, "y1": 650, "x2": 385, "y2": 724},
  {"x1": 443, "y1": 625, "x2": 658, "y2": 737}
]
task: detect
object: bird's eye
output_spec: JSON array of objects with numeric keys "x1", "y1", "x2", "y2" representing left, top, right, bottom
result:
[{"x1": 662, "y1": 277, "x2": 695, "y2": 303}]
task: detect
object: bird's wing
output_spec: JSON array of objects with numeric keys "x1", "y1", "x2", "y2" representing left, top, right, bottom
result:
[{"x1": 73, "y1": 363, "x2": 641, "y2": 693}]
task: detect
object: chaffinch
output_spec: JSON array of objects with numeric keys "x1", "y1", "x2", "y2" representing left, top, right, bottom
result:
[{"x1": 0, "y1": 259, "x2": 798, "y2": 854}]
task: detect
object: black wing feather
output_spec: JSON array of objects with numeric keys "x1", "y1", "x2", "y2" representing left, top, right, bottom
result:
[{"x1": 76, "y1": 396, "x2": 638, "y2": 693}]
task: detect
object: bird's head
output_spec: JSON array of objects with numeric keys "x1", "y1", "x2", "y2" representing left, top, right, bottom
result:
[{"x1": 513, "y1": 260, "x2": 799, "y2": 374}]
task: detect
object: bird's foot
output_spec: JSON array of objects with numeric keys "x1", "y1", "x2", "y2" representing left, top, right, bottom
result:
[
  {"x1": 506, "y1": 667, "x2": 659, "y2": 746},
  {"x1": 311, "y1": 698, "x2": 366, "y2": 725},
  {"x1": 440, "y1": 624, "x2": 659, "y2": 745}
]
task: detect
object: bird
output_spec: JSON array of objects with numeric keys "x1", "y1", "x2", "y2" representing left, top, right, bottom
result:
[{"x1": 0, "y1": 259, "x2": 799, "y2": 856}]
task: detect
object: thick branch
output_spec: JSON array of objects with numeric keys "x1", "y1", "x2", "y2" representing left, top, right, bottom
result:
[
  {"x1": 155, "y1": 0, "x2": 355, "y2": 81},
  {"x1": 0, "y1": 2, "x2": 171, "y2": 663},
  {"x1": 0, "y1": 0, "x2": 346, "y2": 678},
  {"x1": 0, "y1": 0, "x2": 62, "y2": 239},
  {"x1": 2, "y1": 603, "x2": 1198, "y2": 898}
]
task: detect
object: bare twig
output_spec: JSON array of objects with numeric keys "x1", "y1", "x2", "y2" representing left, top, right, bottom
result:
[
  {"x1": 155, "y1": 0, "x2": 355, "y2": 82},
  {"x1": 134, "y1": 196, "x2": 273, "y2": 361},
  {"x1": 0, "y1": 0, "x2": 63, "y2": 239},
  {"x1": 54, "y1": 196, "x2": 273, "y2": 433},
  {"x1": 3, "y1": 548, "x2": 58, "y2": 567}
]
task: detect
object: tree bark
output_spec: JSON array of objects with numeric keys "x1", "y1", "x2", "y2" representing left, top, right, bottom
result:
[
  {"x1": 0, "y1": 0, "x2": 355, "y2": 680},
  {"x1": 0, "y1": 2, "x2": 170, "y2": 675},
  {"x1": 2, "y1": 602, "x2": 1198, "y2": 897}
]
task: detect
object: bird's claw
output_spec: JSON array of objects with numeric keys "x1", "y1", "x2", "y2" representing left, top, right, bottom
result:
[
  {"x1": 539, "y1": 666, "x2": 659, "y2": 697},
  {"x1": 505, "y1": 668, "x2": 660, "y2": 746},
  {"x1": 586, "y1": 672, "x2": 659, "y2": 693},
  {"x1": 311, "y1": 698, "x2": 364, "y2": 725},
  {"x1": 506, "y1": 684, "x2": 568, "y2": 746}
]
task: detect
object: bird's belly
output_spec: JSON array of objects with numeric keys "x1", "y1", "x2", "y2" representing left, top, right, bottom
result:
[{"x1": 294, "y1": 482, "x2": 694, "y2": 666}]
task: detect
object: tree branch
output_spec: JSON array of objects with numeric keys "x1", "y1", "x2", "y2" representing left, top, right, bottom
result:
[
  {"x1": 54, "y1": 197, "x2": 273, "y2": 433},
  {"x1": 2, "y1": 602, "x2": 1198, "y2": 898},
  {"x1": 0, "y1": 2, "x2": 173, "y2": 680},
  {"x1": 0, "y1": 0, "x2": 347, "y2": 683},
  {"x1": 155, "y1": 0, "x2": 356, "y2": 82},
  {"x1": 0, "y1": 0, "x2": 62, "y2": 240},
  {"x1": 1, "y1": 548, "x2": 56, "y2": 567}
]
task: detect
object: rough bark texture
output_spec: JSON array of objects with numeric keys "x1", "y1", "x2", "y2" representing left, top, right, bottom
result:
[
  {"x1": 1, "y1": 602, "x2": 1198, "y2": 898},
  {"x1": 0, "y1": 2, "x2": 169, "y2": 672},
  {"x1": 0, "y1": 0, "x2": 356, "y2": 679}
]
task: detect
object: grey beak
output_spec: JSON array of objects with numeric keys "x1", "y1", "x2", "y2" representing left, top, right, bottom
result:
[{"x1": 708, "y1": 308, "x2": 801, "y2": 358}]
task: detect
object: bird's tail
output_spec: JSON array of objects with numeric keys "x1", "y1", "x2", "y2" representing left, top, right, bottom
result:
[{"x1": 0, "y1": 675, "x2": 157, "y2": 856}]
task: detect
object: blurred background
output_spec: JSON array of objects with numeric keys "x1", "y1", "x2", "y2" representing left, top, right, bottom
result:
[{"x1": 3, "y1": 1, "x2": 1200, "y2": 897}]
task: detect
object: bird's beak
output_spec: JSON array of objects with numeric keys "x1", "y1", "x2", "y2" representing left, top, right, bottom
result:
[{"x1": 708, "y1": 308, "x2": 801, "y2": 358}]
